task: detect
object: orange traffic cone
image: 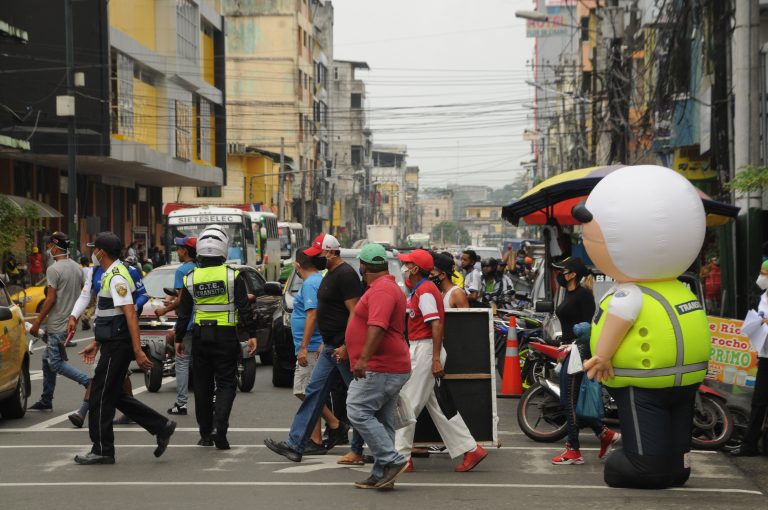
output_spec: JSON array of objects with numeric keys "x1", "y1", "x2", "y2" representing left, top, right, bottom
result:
[{"x1": 498, "y1": 316, "x2": 523, "y2": 398}]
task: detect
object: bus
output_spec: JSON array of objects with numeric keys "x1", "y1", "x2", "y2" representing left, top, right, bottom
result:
[
  {"x1": 277, "y1": 222, "x2": 308, "y2": 260},
  {"x1": 165, "y1": 206, "x2": 281, "y2": 281}
]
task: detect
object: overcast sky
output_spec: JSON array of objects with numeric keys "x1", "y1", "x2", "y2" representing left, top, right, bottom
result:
[{"x1": 331, "y1": 0, "x2": 535, "y2": 189}]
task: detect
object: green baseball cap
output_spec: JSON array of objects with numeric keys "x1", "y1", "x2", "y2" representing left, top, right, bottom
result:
[{"x1": 358, "y1": 243, "x2": 388, "y2": 264}]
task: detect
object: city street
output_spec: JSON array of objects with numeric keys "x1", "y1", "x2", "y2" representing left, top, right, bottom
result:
[{"x1": 0, "y1": 330, "x2": 765, "y2": 510}]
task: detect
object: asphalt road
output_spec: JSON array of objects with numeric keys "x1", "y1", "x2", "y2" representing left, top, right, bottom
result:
[{"x1": 1, "y1": 329, "x2": 767, "y2": 510}]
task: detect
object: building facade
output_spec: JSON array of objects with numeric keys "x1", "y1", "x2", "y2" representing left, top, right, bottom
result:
[
  {"x1": 0, "y1": 0, "x2": 225, "y2": 253},
  {"x1": 370, "y1": 144, "x2": 408, "y2": 243},
  {"x1": 420, "y1": 191, "x2": 454, "y2": 236}
]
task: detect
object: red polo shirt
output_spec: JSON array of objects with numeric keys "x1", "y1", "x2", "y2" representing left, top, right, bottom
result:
[{"x1": 345, "y1": 275, "x2": 410, "y2": 373}]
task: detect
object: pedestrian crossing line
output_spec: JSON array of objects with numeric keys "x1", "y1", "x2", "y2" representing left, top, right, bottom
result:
[
  {"x1": 26, "y1": 376, "x2": 176, "y2": 431},
  {"x1": 0, "y1": 427, "x2": 292, "y2": 433},
  {"x1": 0, "y1": 481, "x2": 761, "y2": 495}
]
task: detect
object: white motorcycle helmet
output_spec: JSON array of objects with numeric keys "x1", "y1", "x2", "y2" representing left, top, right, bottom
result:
[{"x1": 197, "y1": 224, "x2": 230, "y2": 259}]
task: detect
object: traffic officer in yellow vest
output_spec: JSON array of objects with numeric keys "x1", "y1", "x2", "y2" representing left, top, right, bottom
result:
[
  {"x1": 574, "y1": 166, "x2": 711, "y2": 490},
  {"x1": 75, "y1": 232, "x2": 176, "y2": 465},
  {"x1": 174, "y1": 224, "x2": 259, "y2": 450}
]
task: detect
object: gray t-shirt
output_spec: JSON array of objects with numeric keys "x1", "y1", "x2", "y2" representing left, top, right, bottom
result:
[{"x1": 46, "y1": 258, "x2": 84, "y2": 333}]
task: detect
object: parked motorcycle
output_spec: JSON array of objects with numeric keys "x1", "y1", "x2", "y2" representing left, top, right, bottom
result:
[{"x1": 517, "y1": 340, "x2": 734, "y2": 450}]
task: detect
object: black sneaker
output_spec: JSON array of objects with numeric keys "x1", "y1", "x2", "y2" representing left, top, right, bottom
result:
[
  {"x1": 167, "y1": 403, "x2": 188, "y2": 415},
  {"x1": 304, "y1": 440, "x2": 328, "y2": 455},
  {"x1": 154, "y1": 420, "x2": 177, "y2": 458},
  {"x1": 264, "y1": 438, "x2": 302, "y2": 462},
  {"x1": 74, "y1": 452, "x2": 115, "y2": 465},
  {"x1": 29, "y1": 401, "x2": 52, "y2": 411},
  {"x1": 375, "y1": 461, "x2": 408, "y2": 488},
  {"x1": 68, "y1": 412, "x2": 84, "y2": 428},
  {"x1": 325, "y1": 422, "x2": 350, "y2": 449},
  {"x1": 212, "y1": 431, "x2": 230, "y2": 450},
  {"x1": 354, "y1": 475, "x2": 393, "y2": 490},
  {"x1": 198, "y1": 436, "x2": 214, "y2": 447}
]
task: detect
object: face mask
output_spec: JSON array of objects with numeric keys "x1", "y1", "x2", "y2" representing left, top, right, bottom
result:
[
  {"x1": 757, "y1": 275, "x2": 768, "y2": 290},
  {"x1": 313, "y1": 256, "x2": 327, "y2": 271},
  {"x1": 429, "y1": 274, "x2": 442, "y2": 287},
  {"x1": 557, "y1": 273, "x2": 568, "y2": 288},
  {"x1": 405, "y1": 278, "x2": 413, "y2": 289},
  {"x1": 358, "y1": 265, "x2": 366, "y2": 277},
  {"x1": 401, "y1": 264, "x2": 411, "y2": 275},
  {"x1": 91, "y1": 251, "x2": 101, "y2": 266}
]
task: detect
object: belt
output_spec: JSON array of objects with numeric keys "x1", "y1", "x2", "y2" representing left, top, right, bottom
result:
[{"x1": 408, "y1": 337, "x2": 432, "y2": 341}]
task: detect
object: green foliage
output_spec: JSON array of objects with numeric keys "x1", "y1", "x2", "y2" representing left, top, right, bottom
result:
[
  {"x1": 0, "y1": 196, "x2": 39, "y2": 257},
  {"x1": 725, "y1": 165, "x2": 768, "y2": 193},
  {"x1": 431, "y1": 221, "x2": 470, "y2": 246}
]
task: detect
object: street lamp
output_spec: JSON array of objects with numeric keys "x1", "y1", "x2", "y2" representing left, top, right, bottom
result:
[{"x1": 515, "y1": 10, "x2": 548, "y2": 22}]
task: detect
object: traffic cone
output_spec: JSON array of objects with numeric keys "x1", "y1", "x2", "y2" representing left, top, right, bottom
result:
[{"x1": 498, "y1": 316, "x2": 523, "y2": 398}]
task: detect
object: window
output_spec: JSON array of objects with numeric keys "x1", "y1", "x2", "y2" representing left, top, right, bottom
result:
[
  {"x1": 175, "y1": 100, "x2": 192, "y2": 160},
  {"x1": 298, "y1": 113, "x2": 304, "y2": 139},
  {"x1": 313, "y1": 100, "x2": 320, "y2": 123},
  {"x1": 298, "y1": 28, "x2": 303, "y2": 55},
  {"x1": 333, "y1": 67, "x2": 339, "y2": 81},
  {"x1": 196, "y1": 186, "x2": 222, "y2": 198},
  {"x1": 298, "y1": 70, "x2": 302, "y2": 91},
  {"x1": 351, "y1": 93, "x2": 362, "y2": 109},
  {"x1": 176, "y1": 0, "x2": 198, "y2": 61},
  {"x1": 115, "y1": 52, "x2": 134, "y2": 137},
  {"x1": 435, "y1": 208, "x2": 440, "y2": 217},
  {"x1": 351, "y1": 145, "x2": 362, "y2": 166},
  {"x1": 199, "y1": 98, "x2": 211, "y2": 162}
]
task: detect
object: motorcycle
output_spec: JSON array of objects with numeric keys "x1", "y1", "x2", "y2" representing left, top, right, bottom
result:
[{"x1": 517, "y1": 340, "x2": 734, "y2": 450}]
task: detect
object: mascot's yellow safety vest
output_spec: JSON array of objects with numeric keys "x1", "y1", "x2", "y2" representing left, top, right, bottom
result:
[
  {"x1": 184, "y1": 265, "x2": 239, "y2": 327},
  {"x1": 590, "y1": 279, "x2": 711, "y2": 389}
]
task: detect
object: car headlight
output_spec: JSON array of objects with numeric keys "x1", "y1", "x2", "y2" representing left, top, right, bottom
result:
[{"x1": 283, "y1": 311, "x2": 291, "y2": 328}]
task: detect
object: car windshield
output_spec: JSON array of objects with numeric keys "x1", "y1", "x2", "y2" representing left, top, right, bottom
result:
[
  {"x1": 278, "y1": 226, "x2": 292, "y2": 258},
  {"x1": 142, "y1": 267, "x2": 178, "y2": 298}
]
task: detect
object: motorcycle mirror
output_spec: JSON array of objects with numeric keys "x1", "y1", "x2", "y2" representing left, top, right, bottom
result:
[{"x1": 535, "y1": 300, "x2": 554, "y2": 313}]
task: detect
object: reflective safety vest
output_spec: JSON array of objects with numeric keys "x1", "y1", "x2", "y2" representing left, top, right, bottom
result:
[
  {"x1": 95, "y1": 264, "x2": 136, "y2": 330},
  {"x1": 185, "y1": 265, "x2": 239, "y2": 327},
  {"x1": 590, "y1": 279, "x2": 711, "y2": 389}
]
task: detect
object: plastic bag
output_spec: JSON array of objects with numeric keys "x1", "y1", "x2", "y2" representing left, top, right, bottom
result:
[
  {"x1": 575, "y1": 375, "x2": 604, "y2": 421},
  {"x1": 566, "y1": 342, "x2": 583, "y2": 374},
  {"x1": 394, "y1": 393, "x2": 416, "y2": 430}
]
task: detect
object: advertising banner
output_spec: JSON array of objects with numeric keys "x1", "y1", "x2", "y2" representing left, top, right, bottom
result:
[{"x1": 707, "y1": 316, "x2": 758, "y2": 388}]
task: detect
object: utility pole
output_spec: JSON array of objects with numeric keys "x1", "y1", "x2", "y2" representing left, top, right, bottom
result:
[
  {"x1": 278, "y1": 137, "x2": 284, "y2": 220},
  {"x1": 65, "y1": 0, "x2": 77, "y2": 257}
]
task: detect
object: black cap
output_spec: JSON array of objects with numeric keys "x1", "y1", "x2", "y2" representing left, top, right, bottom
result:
[
  {"x1": 553, "y1": 256, "x2": 588, "y2": 278},
  {"x1": 87, "y1": 232, "x2": 122, "y2": 255},
  {"x1": 47, "y1": 231, "x2": 69, "y2": 250},
  {"x1": 432, "y1": 253, "x2": 454, "y2": 275}
]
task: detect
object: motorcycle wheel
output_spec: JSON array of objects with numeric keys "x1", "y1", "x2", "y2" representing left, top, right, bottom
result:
[
  {"x1": 144, "y1": 358, "x2": 163, "y2": 393},
  {"x1": 517, "y1": 383, "x2": 568, "y2": 442},
  {"x1": 691, "y1": 395, "x2": 733, "y2": 450},
  {"x1": 237, "y1": 357, "x2": 257, "y2": 392},
  {"x1": 723, "y1": 404, "x2": 750, "y2": 451}
]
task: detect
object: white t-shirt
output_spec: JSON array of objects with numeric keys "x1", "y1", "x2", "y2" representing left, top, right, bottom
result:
[{"x1": 463, "y1": 268, "x2": 482, "y2": 294}]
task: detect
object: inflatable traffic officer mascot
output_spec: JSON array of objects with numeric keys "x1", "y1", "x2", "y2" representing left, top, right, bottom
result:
[{"x1": 573, "y1": 165, "x2": 711, "y2": 489}]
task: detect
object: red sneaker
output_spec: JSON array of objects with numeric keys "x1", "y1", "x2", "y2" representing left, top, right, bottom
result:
[
  {"x1": 454, "y1": 445, "x2": 488, "y2": 472},
  {"x1": 551, "y1": 444, "x2": 584, "y2": 465},
  {"x1": 598, "y1": 429, "x2": 621, "y2": 459},
  {"x1": 405, "y1": 458, "x2": 414, "y2": 472}
]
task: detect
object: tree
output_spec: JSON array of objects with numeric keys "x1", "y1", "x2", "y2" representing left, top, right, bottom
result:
[
  {"x1": 725, "y1": 165, "x2": 768, "y2": 194},
  {"x1": 0, "y1": 196, "x2": 39, "y2": 257},
  {"x1": 431, "y1": 221, "x2": 470, "y2": 246}
]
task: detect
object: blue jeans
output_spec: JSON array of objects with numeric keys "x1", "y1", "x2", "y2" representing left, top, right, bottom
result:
[
  {"x1": 347, "y1": 371, "x2": 410, "y2": 479},
  {"x1": 40, "y1": 331, "x2": 90, "y2": 405},
  {"x1": 287, "y1": 345, "x2": 364, "y2": 454},
  {"x1": 175, "y1": 333, "x2": 192, "y2": 406}
]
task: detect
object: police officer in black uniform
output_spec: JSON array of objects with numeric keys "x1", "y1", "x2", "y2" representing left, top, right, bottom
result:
[
  {"x1": 75, "y1": 232, "x2": 176, "y2": 465},
  {"x1": 174, "y1": 224, "x2": 259, "y2": 450}
]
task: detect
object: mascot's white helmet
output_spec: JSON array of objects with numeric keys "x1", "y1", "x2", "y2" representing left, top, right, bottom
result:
[
  {"x1": 197, "y1": 224, "x2": 230, "y2": 259},
  {"x1": 578, "y1": 165, "x2": 706, "y2": 281}
]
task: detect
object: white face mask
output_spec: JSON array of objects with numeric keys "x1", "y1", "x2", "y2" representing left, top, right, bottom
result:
[
  {"x1": 91, "y1": 251, "x2": 101, "y2": 267},
  {"x1": 401, "y1": 264, "x2": 411, "y2": 275},
  {"x1": 757, "y1": 274, "x2": 768, "y2": 290}
]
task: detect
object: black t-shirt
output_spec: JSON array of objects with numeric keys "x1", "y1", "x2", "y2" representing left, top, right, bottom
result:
[
  {"x1": 317, "y1": 261, "x2": 362, "y2": 344},
  {"x1": 555, "y1": 285, "x2": 596, "y2": 344}
]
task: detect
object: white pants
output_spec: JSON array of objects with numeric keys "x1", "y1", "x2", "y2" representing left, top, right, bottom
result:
[{"x1": 395, "y1": 339, "x2": 476, "y2": 460}]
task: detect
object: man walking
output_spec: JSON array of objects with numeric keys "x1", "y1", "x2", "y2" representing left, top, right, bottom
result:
[
  {"x1": 28, "y1": 232, "x2": 89, "y2": 412},
  {"x1": 155, "y1": 236, "x2": 197, "y2": 416},
  {"x1": 396, "y1": 249, "x2": 488, "y2": 472},
  {"x1": 346, "y1": 244, "x2": 411, "y2": 489},
  {"x1": 74, "y1": 232, "x2": 176, "y2": 465},
  {"x1": 28, "y1": 246, "x2": 44, "y2": 284},
  {"x1": 459, "y1": 250, "x2": 482, "y2": 305},
  {"x1": 431, "y1": 253, "x2": 469, "y2": 309},
  {"x1": 174, "y1": 225, "x2": 258, "y2": 449},
  {"x1": 264, "y1": 233, "x2": 362, "y2": 462}
]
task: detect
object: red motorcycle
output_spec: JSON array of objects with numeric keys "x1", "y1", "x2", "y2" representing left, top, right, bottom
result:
[{"x1": 517, "y1": 341, "x2": 734, "y2": 450}]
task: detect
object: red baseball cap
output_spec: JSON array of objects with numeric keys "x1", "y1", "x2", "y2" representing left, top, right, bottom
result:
[
  {"x1": 398, "y1": 249, "x2": 434, "y2": 272},
  {"x1": 304, "y1": 233, "x2": 340, "y2": 256}
]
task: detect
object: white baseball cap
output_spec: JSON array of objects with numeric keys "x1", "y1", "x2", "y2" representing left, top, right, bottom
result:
[{"x1": 304, "y1": 233, "x2": 340, "y2": 256}]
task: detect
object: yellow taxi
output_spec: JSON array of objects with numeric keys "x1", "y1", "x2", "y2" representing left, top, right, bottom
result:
[
  {"x1": 10, "y1": 279, "x2": 47, "y2": 317},
  {"x1": 0, "y1": 279, "x2": 30, "y2": 418}
]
